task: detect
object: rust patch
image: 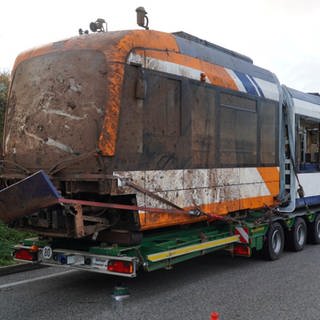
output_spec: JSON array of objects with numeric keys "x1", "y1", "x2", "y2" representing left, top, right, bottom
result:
[
  {"x1": 98, "y1": 62, "x2": 124, "y2": 155},
  {"x1": 74, "y1": 203, "x2": 85, "y2": 238}
]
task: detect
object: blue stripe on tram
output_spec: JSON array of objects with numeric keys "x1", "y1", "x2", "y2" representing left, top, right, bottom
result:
[
  {"x1": 248, "y1": 75, "x2": 265, "y2": 98},
  {"x1": 233, "y1": 71, "x2": 259, "y2": 97}
]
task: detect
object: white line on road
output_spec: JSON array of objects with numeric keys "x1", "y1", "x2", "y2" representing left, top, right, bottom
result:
[{"x1": 0, "y1": 269, "x2": 77, "y2": 290}]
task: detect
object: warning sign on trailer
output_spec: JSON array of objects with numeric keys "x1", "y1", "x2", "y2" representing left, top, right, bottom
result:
[{"x1": 235, "y1": 227, "x2": 249, "y2": 244}]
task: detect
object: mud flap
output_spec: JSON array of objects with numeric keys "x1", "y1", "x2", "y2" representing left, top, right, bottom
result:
[{"x1": 0, "y1": 170, "x2": 60, "y2": 223}]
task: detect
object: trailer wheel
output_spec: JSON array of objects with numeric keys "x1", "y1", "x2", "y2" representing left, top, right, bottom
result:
[
  {"x1": 308, "y1": 214, "x2": 320, "y2": 244},
  {"x1": 287, "y1": 217, "x2": 307, "y2": 251},
  {"x1": 263, "y1": 222, "x2": 284, "y2": 261}
]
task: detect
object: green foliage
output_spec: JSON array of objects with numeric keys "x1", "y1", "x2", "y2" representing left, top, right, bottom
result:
[
  {"x1": 0, "y1": 72, "x2": 34, "y2": 265},
  {"x1": 0, "y1": 221, "x2": 33, "y2": 266},
  {"x1": 0, "y1": 70, "x2": 10, "y2": 141}
]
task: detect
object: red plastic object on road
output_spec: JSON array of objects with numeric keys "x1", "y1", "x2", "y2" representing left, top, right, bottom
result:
[{"x1": 210, "y1": 311, "x2": 219, "y2": 320}]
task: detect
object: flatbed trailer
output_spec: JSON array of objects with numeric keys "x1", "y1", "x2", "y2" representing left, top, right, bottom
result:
[{"x1": 13, "y1": 202, "x2": 320, "y2": 277}]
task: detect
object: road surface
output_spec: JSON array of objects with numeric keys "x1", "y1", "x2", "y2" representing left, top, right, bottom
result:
[{"x1": 1, "y1": 245, "x2": 320, "y2": 320}]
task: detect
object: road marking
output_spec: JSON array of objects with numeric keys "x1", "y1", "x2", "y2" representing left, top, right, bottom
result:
[{"x1": 0, "y1": 269, "x2": 77, "y2": 290}]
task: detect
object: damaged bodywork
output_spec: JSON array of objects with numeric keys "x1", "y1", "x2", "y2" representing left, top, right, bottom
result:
[{"x1": 0, "y1": 30, "x2": 280, "y2": 241}]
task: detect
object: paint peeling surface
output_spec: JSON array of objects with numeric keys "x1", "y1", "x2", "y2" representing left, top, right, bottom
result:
[
  {"x1": 0, "y1": 30, "x2": 281, "y2": 235},
  {"x1": 4, "y1": 50, "x2": 108, "y2": 170},
  {"x1": 127, "y1": 50, "x2": 279, "y2": 101},
  {"x1": 115, "y1": 167, "x2": 280, "y2": 230}
]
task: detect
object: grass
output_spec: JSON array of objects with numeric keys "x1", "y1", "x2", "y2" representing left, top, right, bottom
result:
[
  {"x1": 0, "y1": 221, "x2": 34, "y2": 266},
  {"x1": 0, "y1": 72, "x2": 22, "y2": 266},
  {"x1": 0, "y1": 72, "x2": 29, "y2": 266}
]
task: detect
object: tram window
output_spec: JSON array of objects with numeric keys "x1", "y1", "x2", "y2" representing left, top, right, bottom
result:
[
  {"x1": 142, "y1": 72, "x2": 182, "y2": 168},
  {"x1": 297, "y1": 117, "x2": 320, "y2": 172},
  {"x1": 145, "y1": 75, "x2": 181, "y2": 137},
  {"x1": 220, "y1": 93, "x2": 257, "y2": 166},
  {"x1": 260, "y1": 101, "x2": 277, "y2": 165},
  {"x1": 191, "y1": 84, "x2": 216, "y2": 167}
]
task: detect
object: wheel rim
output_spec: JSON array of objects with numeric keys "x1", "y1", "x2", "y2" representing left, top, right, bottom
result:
[
  {"x1": 272, "y1": 229, "x2": 282, "y2": 254},
  {"x1": 296, "y1": 224, "x2": 306, "y2": 246},
  {"x1": 316, "y1": 219, "x2": 320, "y2": 239}
]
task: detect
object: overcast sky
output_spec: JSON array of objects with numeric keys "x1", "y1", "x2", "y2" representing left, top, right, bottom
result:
[{"x1": 1, "y1": 0, "x2": 319, "y2": 93}]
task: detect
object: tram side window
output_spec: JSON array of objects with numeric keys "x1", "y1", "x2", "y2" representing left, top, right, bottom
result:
[
  {"x1": 143, "y1": 72, "x2": 182, "y2": 168},
  {"x1": 297, "y1": 117, "x2": 320, "y2": 172},
  {"x1": 220, "y1": 93, "x2": 257, "y2": 166},
  {"x1": 260, "y1": 101, "x2": 277, "y2": 165},
  {"x1": 144, "y1": 75, "x2": 181, "y2": 137},
  {"x1": 191, "y1": 84, "x2": 216, "y2": 167}
]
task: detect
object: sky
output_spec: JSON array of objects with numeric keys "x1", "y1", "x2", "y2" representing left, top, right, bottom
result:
[{"x1": 1, "y1": 0, "x2": 319, "y2": 92}]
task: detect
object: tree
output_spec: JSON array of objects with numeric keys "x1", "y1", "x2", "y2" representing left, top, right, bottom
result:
[{"x1": 0, "y1": 71, "x2": 10, "y2": 140}]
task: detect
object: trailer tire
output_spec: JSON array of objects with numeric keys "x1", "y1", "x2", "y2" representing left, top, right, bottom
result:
[
  {"x1": 286, "y1": 217, "x2": 307, "y2": 252},
  {"x1": 263, "y1": 222, "x2": 284, "y2": 261},
  {"x1": 308, "y1": 214, "x2": 320, "y2": 244}
]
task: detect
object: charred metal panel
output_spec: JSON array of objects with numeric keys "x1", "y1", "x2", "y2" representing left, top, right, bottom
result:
[{"x1": 0, "y1": 171, "x2": 60, "y2": 223}]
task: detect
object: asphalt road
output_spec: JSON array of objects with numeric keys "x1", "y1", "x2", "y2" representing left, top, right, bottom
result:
[{"x1": 1, "y1": 245, "x2": 320, "y2": 320}]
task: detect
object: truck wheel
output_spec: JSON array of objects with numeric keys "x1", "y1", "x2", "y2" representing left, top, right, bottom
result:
[
  {"x1": 263, "y1": 222, "x2": 284, "y2": 261},
  {"x1": 287, "y1": 217, "x2": 307, "y2": 251},
  {"x1": 308, "y1": 214, "x2": 320, "y2": 244}
]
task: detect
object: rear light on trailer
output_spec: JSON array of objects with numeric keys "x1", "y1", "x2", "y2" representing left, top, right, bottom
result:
[
  {"x1": 30, "y1": 245, "x2": 39, "y2": 252},
  {"x1": 233, "y1": 245, "x2": 251, "y2": 257},
  {"x1": 107, "y1": 260, "x2": 134, "y2": 274},
  {"x1": 14, "y1": 248, "x2": 38, "y2": 261}
]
